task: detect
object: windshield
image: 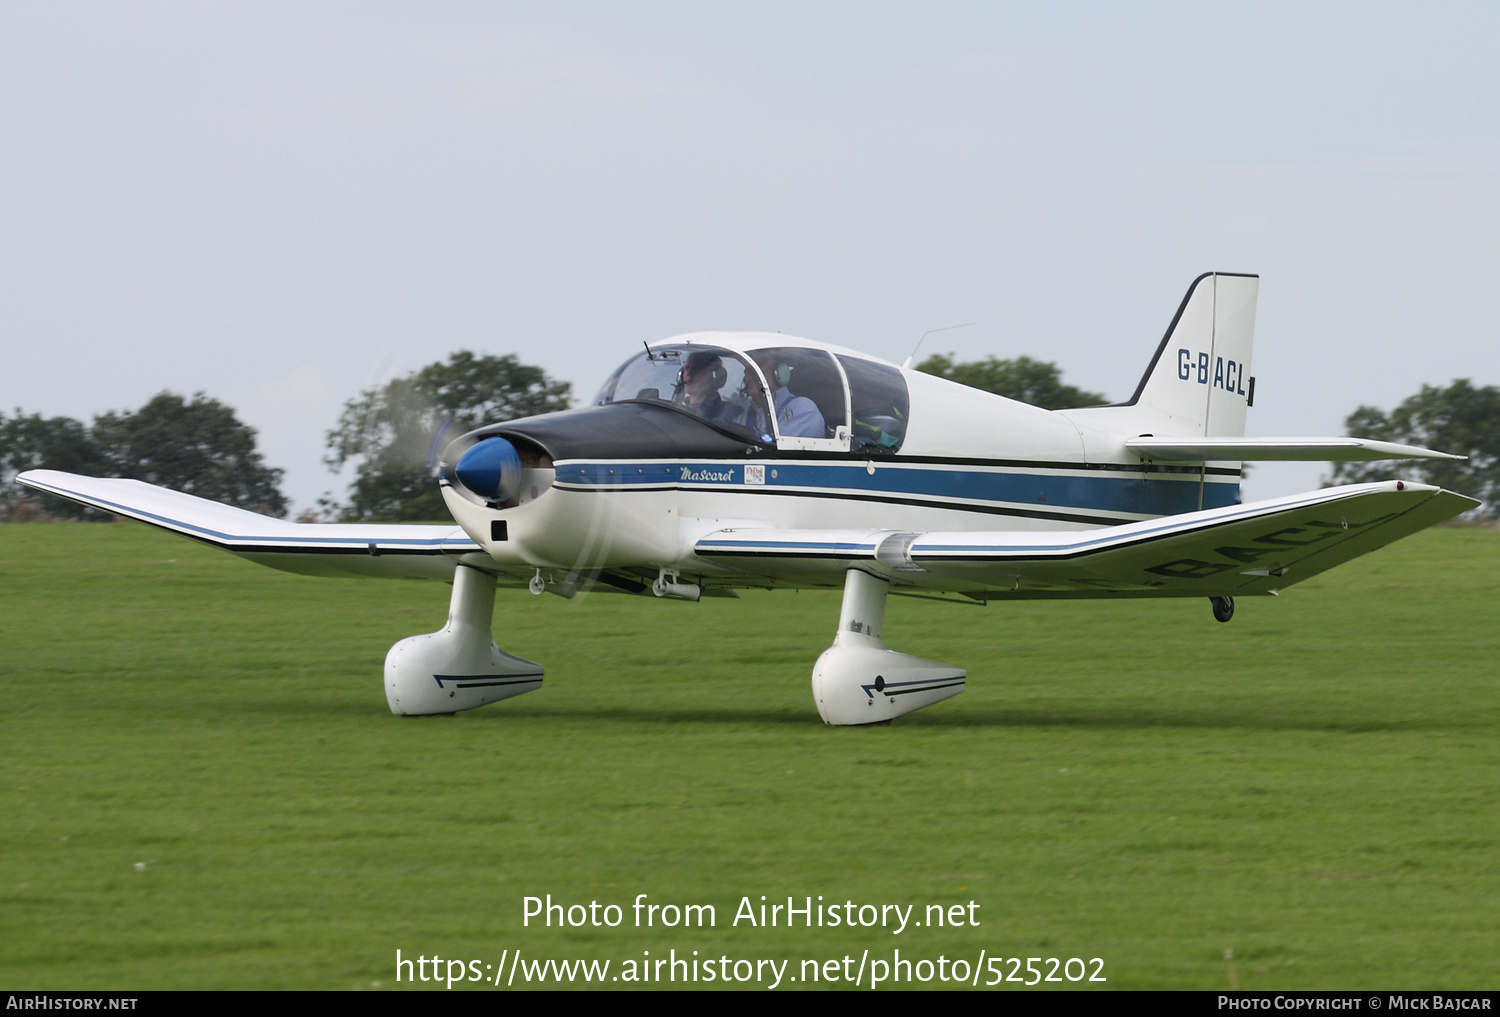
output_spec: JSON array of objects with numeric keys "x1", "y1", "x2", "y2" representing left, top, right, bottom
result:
[{"x1": 593, "y1": 345, "x2": 774, "y2": 443}]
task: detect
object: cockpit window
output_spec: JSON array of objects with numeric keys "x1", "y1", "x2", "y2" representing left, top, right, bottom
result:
[
  {"x1": 742, "y1": 347, "x2": 849, "y2": 441},
  {"x1": 594, "y1": 345, "x2": 773, "y2": 442},
  {"x1": 837, "y1": 355, "x2": 909, "y2": 453}
]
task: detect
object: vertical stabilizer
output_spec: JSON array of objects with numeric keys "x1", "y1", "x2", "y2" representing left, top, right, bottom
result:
[{"x1": 1126, "y1": 272, "x2": 1258, "y2": 437}]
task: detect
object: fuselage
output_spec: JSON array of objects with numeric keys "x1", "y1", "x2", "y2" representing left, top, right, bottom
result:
[{"x1": 439, "y1": 332, "x2": 1241, "y2": 587}]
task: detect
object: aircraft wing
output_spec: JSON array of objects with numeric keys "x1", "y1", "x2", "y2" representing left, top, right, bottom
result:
[
  {"x1": 694, "y1": 481, "x2": 1478, "y2": 598},
  {"x1": 1124, "y1": 436, "x2": 1464, "y2": 462},
  {"x1": 17, "y1": 469, "x2": 484, "y2": 581}
]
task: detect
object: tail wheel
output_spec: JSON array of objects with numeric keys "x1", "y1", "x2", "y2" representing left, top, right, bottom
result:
[{"x1": 1210, "y1": 596, "x2": 1235, "y2": 623}]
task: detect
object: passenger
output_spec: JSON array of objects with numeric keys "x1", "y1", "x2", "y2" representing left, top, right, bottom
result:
[
  {"x1": 739, "y1": 356, "x2": 826, "y2": 438},
  {"x1": 677, "y1": 351, "x2": 731, "y2": 422}
]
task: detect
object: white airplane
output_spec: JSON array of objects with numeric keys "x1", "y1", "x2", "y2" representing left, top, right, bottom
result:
[{"x1": 19, "y1": 273, "x2": 1477, "y2": 725}]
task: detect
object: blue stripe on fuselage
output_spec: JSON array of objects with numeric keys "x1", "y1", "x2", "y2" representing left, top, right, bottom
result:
[{"x1": 551, "y1": 460, "x2": 1240, "y2": 517}]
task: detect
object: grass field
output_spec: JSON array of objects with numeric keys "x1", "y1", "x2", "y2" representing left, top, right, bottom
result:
[{"x1": 1, "y1": 521, "x2": 1497, "y2": 990}]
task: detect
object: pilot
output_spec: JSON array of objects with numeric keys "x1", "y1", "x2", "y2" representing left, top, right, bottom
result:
[
  {"x1": 739, "y1": 355, "x2": 826, "y2": 439},
  {"x1": 677, "y1": 351, "x2": 731, "y2": 421}
]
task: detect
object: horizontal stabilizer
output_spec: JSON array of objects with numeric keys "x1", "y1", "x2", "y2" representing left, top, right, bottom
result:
[
  {"x1": 1124, "y1": 436, "x2": 1465, "y2": 463},
  {"x1": 17, "y1": 470, "x2": 480, "y2": 580}
]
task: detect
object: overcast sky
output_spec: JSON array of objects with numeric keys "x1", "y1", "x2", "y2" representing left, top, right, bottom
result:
[{"x1": 3, "y1": 2, "x2": 1497, "y2": 512}]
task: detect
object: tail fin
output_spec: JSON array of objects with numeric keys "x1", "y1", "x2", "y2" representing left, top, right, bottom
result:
[{"x1": 1122, "y1": 272, "x2": 1258, "y2": 437}]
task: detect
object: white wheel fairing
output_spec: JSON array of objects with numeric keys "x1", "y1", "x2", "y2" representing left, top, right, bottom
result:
[
  {"x1": 810, "y1": 569, "x2": 965, "y2": 725},
  {"x1": 385, "y1": 565, "x2": 543, "y2": 716}
]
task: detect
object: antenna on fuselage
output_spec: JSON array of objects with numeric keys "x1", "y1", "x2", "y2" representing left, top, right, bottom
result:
[
  {"x1": 643, "y1": 341, "x2": 656, "y2": 361},
  {"x1": 902, "y1": 322, "x2": 976, "y2": 370}
]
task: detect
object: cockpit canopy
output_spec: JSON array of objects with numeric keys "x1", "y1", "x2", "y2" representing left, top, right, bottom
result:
[{"x1": 594, "y1": 342, "x2": 910, "y2": 454}]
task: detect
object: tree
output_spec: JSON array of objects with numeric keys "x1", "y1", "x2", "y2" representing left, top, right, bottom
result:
[
  {"x1": 916, "y1": 353, "x2": 1107, "y2": 409},
  {"x1": 1, "y1": 393, "x2": 287, "y2": 521},
  {"x1": 0, "y1": 411, "x2": 105, "y2": 520},
  {"x1": 91, "y1": 392, "x2": 289, "y2": 517},
  {"x1": 325, "y1": 351, "x2": 572, "y2": 521},
  {"x1": 1329, "y1": 379, "x2": 1500, "y2": 518}
]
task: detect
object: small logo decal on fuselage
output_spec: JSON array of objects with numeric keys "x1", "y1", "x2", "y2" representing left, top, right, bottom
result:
[{"x1": 744, "y1": 465, "x2": 765, "y2": 485}]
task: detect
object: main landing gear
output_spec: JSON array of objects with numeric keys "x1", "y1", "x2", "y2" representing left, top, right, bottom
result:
[
  {"x1": 1210, "y1": 596, "x2": 1235, "y2": 623},
  {"x1": 810, "y1": 569, "x2": 966, "y2": 725},
  {"x1": 384, "y1": 564, "x2": 544, "y2": 715}
]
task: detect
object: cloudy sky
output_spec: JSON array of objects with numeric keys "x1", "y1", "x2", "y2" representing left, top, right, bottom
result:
[{"x1": 3, "y1": 2, "x2": 1497, "y2": 512}]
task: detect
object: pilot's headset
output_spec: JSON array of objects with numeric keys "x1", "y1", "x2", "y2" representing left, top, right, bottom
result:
[
  {"x1": 676, "y1": 352, "x2": 728, "y2": 392},
  {"x1": 681, "y1": 354, "x2": 726, "y2": 390},
  {"x1": 752, "y1": 359, "x2": 793, "y2": 388}
]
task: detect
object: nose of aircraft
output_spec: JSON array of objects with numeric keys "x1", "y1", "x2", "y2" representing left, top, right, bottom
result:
[{"x1": 454, "y1": 436, "x2": 523, "y2": 503}]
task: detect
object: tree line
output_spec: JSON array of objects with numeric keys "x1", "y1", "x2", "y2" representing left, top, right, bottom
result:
[
  {"x1": 4, "y1": 354, "x2": 1495, "y2": 522},
  {"x1": 1, "y1": 393, "x2": 287, "y2": 521},
  {"x1": 1328, "y1": 380, "x2": 1500, "y2": 511}
]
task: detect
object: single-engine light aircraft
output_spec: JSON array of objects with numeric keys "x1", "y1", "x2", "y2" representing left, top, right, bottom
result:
[{"x1": 20, "y1": 273, "x2": 1478, "y2": 724}]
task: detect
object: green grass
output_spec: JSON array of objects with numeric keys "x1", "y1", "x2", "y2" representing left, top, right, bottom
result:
[{"x1": 1, "y1": 523, "x2": 1497, "y2": 989}]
